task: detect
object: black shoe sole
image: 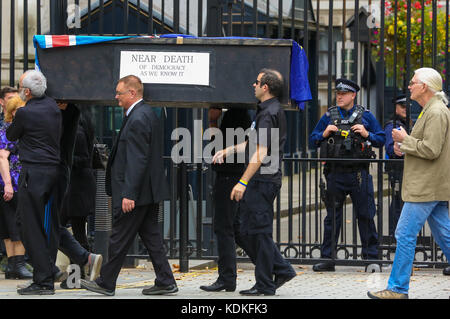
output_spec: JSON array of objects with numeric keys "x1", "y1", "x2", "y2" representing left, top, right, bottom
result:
[
  {"x1": 17, "y1": 289, "x2": 55, "y2": 296},
  {"x1": 312, "y1": 267, "x2": 335, "y2": 272},
  {"x1": 142, "y1": 287, "x2": 179, "y2": 295},
  {"x1": 199, "y1": 286, "x2": 236, "y2": 292},
  {"x1": 80, "y1": 282, "x2": 115, "y2": 296},
  {"x1": 83, "y1": 286, "x2": 115, "y2": 296},
  {"x1": 239, "y1": 292, "x2": 275, "y2": 296}
]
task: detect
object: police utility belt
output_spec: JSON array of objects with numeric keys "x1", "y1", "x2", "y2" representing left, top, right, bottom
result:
[{"x1": 319, "y1": 105, "x2": 375, "y2": 173}]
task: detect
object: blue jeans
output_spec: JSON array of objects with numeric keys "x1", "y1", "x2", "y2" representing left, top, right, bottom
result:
[{"x1": 387, "y1": 201, "x2": 450, "y2": 294}]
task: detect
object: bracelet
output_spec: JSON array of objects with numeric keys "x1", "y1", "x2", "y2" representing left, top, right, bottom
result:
[{"x1": 238, "y1": 179, "x2": 248, "y2": 187}]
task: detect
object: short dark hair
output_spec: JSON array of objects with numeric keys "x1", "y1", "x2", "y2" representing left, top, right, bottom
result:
[
  {"x1": 259, "y1": 68, "x2": 284, "y2": 98},
  {"x1": 0, "y1": 86, "x2": 18, "y2": 99}
]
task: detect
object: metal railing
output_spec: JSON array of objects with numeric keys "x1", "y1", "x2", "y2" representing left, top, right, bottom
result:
[{"x1": 154, "y1": 157, "x2": 447, "y2": 271}]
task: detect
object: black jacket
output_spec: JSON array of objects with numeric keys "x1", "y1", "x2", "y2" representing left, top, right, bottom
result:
[
  {"x1": 61, "y1": 115, "x2": 96, "y2": 218},
  {"x1": 105, "y1": 100, "x2": 169, "y2": 210},
  {"x1": 6, "y1": 95, "x2": 61, "y2": 165}
]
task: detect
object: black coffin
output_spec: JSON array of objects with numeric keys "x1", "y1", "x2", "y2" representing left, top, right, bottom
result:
[{"x1": 36, "y1": 37, "x2": 294, "y2": 108}]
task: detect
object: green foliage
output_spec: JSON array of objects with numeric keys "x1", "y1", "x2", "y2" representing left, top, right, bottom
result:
[{"x1": 372, "y1": 0, "x2": 449, "y2": 88}]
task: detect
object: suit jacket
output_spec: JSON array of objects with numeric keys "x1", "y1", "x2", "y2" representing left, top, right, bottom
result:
[{"x1": 105, "y1": 100, "x2": 169, "y2": 210}]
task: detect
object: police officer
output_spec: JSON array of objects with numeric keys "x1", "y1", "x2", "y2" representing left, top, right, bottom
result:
[
  {"x1": 384, "y1": 94, "x2": 408, "y2": 237},
  {"x1": 309, "y1": 78, "x2": 385, "y2": 272}
]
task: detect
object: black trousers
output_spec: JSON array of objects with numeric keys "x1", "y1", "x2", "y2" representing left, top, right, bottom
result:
[
  {"x1": 96, "y1": 203, "x2": 175, "y2": 291},
  {"x1": 17, "y1": 165, "x2": 60, "y2": 288},
  {"x1": 51, "y1": 165, "x2": 89, "y2": 273},
  {"x1": 322, "y1": 170, "x2": 378, "y2": 260},
  {"x1": 213, "y1": 173, "x2": 251, "y2": 286},
  {"x1": 239, "y1": 180, "x2": 295, "y2": 295}
]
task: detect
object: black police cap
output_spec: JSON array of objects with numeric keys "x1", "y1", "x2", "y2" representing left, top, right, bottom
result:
[
  {"x1": 392, "y1": 94, "x2": 407, "y2": 105},
  {"x1": 335, "y1": 78, "x2": 360, "y2": 93}
]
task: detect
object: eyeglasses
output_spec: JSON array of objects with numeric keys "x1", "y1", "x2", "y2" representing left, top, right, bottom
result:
[
  {"x1": 409, "y1": 80, "x2": 424, "y2": 87},
  {"x1": 115, "y1": 90, "x2": 130, "y2": 96}
]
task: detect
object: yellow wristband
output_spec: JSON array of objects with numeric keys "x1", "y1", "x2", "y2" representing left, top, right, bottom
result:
[{"x1": 239, "y1": 179, "x2": 248, "y2": 187}]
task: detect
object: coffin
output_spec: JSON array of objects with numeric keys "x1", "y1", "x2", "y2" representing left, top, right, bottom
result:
[{"x1": 35, "y1": 35, "x2": 310, "y2": 109}]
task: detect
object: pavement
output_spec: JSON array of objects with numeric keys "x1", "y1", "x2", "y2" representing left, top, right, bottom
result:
[{"x1": 0, "y1": 259, "x2": 448, "y2": 300}]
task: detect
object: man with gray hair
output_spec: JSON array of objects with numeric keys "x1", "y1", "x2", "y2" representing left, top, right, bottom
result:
[
  {"x1": 368, "y1": 67, "x2": 450, "y2": 299},
  {"x1": 7, "y1": 70, "x2": 62, "y2": 295}
]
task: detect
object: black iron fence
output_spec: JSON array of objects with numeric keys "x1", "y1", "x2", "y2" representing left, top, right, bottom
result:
[
  {"x1": 0, "y1": 0, "x2": 449, "y2": 271},
  {"x1": 149, "y1": 158, "x2": 447, "y2": 271}
]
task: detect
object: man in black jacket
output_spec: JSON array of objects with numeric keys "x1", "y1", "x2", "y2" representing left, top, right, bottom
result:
[
  {"x1": 80, "y1": 75, "x2": 177, "y2": 296},
  {"x1": 7, "y1": 70, "x2": 62, "y2": 295},
  {"x1": 212, "y1": 69, "x2": 296, "y2": 296}
]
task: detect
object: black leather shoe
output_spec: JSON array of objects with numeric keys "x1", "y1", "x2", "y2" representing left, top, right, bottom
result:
[
  {"x1": 142, "y1": 284, "x2": 178, "y2": 295},
  {"x1": 80, "y1": 279, "x2": 115, "y2": 296},
  {"x1": 443, "y1": 266, "x2": 450, "y2": 276},
  {"x1": 17, "y1": 283, "x2": 55, "y2": 295},
  {"x1": 200, "y1": 281, "x2": 236, "y2": 292},
  {"x1": 312, "y1": 262, "x2": 335, "y2": 272},
  {"x1": 239, "y1": 287, "x2": 275, "y2": 296},
  {"x1": 275, "y1": 273, "x2": 296, "y2": 289}
]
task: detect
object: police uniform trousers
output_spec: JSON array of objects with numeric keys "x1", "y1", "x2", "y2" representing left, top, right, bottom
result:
[
  {"x1": 239, "y1": 180, "x2": 296, "y2": 295},
  {"x1": 17, "y1": 164, "x2": 60, "y2": 289},
  {"x1": 388, "y1": 169, "x2": 404, "y2": 237},
  {"x1": 213, "y1": 173, "x2": 253, "y2": 287},
  {"x1": 322, "y1": 169, "x2": 378, "y2": 260},
  {"x1": 95, "y1": 203, "x2": 176, "y2": 291}
]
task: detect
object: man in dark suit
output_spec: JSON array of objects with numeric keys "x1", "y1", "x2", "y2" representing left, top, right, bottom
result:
[
  {"x1": 80, "y1": 75, "x2": 177, "y2": 296},
  {"x1": 7, "y1": 70, "x2": 62, "y2": 295}
]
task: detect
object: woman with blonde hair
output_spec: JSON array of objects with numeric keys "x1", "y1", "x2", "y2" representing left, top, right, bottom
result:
[
  {"x1": 4, "y1": 95, "x2": 25, "y2": 123},
  {"x1": 0, "y1": 95, "x2": 31, "y2": 279}
]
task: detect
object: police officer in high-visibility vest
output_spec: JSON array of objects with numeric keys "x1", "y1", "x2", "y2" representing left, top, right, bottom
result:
[{"x1": 309, "y1": 78, "x2": 386, "y2": 272}]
